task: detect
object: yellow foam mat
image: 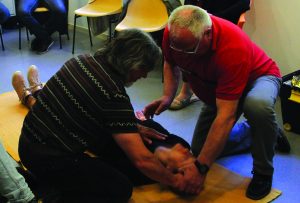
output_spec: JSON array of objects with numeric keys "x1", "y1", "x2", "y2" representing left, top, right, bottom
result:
[{"x1": 0, "y1": 91, "x2": 281, "y2": 202}]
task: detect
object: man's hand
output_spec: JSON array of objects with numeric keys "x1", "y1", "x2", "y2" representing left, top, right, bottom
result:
[
  {"x1": 143, "y1": 96, "x2": 172, "y2": 119},
  {"x1": 137, "y1": 124, "x2": 168, "y2": 144},
  {"x1": 178, "y1": 163, "x2": 205, "y2": 195},
  {"x1": 171, "y1": 173, "x2": 188, "y2": 193}
]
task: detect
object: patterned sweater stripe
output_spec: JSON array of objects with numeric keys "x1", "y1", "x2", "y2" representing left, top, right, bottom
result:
[
  {"x1": 90, "y1": 56, "x2": 122, "y2": 92},
  {"x1": 22, "y1": 54, "x2": 138, "y2": 154}
]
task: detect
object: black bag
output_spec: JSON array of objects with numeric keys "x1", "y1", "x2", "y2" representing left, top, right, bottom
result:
[{"x1": 280, "y1": 70, "x2": 300, "y2": 134}]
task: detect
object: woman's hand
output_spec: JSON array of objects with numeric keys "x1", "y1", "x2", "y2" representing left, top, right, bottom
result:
[{"x1": 137, "y1": 124, "x2": 168, "y2": 144}]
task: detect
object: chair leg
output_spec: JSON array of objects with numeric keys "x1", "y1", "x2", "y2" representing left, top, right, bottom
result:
[
  {"x1": 59, "y1": 33, "x2": 62, "y2": 49},
  {"x1": 109, "y1": 17, "x2": 112, "y2": 42},
  {"x1": 161, "y1": 57, "x2": 164, "y2": 83},
  {"x1": 18, "y1": 23, "x2": 22, "y2": 50},
  {"x1": 26, "y1": 27, "x2": 29, "y2": 41},
  {"x1": 72, "y1": 14, "x2": 78, "y2": 54},
  {"x1": 0, "y1": 25, "x2": 4, "y2": 51},
  {"x1": 87, "y1": 17, "x2": 93, "y2": 47}
]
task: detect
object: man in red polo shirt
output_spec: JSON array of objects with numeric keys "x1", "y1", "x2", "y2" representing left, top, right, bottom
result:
[{"x1": 144, "y1": 5, "x2": 282, "y2": 200}]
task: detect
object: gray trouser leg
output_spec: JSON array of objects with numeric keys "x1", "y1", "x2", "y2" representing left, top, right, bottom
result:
[
  {"x1": 191, "y1": 75, "x2": 281, "y2": 176},
  {"x1": 242, "y1": 75, "x2": 281, "y2": 176}
]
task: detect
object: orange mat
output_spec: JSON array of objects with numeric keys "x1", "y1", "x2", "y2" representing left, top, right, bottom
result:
[
  {"x1": 130, "y1": 164, "x2": 281, "y2": 203},
  {"x1": 0, "y1": 91, "x2": 281, "y2": 202},
  {"x1": 0, "y1": 91, "x2": 28, "y2": 162}
]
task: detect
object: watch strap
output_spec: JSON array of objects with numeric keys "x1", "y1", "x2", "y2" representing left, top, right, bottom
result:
[{"x1": 194, "y1": 160, "x2": 209, "y2": 175}]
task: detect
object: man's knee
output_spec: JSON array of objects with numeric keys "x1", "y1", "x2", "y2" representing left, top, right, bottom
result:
[{"x1": 243, "y1": 97, "x2": 275, "y2": 121}]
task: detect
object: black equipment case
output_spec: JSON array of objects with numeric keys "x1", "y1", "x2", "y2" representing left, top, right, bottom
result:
[{"x1": 280, "y1": 70, "x2": 300, "y2": 134}]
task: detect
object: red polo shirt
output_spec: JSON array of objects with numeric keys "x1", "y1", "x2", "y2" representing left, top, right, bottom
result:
[{"x1": 163, "y1": 16, "x2": 281, "y2": 105}]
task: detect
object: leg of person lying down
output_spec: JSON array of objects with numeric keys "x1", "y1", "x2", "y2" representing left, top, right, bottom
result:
[{"x1": 136, "y1": 111, "x2": 252, "y2": 159}]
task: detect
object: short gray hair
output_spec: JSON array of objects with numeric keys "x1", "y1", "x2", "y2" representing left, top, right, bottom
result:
[
  {"x1": 95, "y1": 29, "x2": 162, "y2": 81},
  {"x1": 168, "y1": 5, "x2": 212, "y2": 39}
]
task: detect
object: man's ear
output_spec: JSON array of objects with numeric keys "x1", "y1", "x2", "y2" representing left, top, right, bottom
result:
[{"x1": 204, "y1": 27, "x2": 212, "y2": 37}]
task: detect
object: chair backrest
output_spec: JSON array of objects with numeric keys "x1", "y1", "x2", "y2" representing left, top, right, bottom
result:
[
  {"x1": 115, "y1": 0, "x2": 169, "y2": 32},
  {"x1": 75, "y1": 0, "x2": 122, "y2": 17}
]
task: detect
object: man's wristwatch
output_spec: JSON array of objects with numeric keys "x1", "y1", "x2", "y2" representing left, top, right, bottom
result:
[{"x1": 194, "y1": 160, "x2": 209, "y2": 175}]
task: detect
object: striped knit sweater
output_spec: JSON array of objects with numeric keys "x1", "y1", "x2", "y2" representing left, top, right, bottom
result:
[{"x1": 21, "y1": 54, "x2": 138, "y2": 155}]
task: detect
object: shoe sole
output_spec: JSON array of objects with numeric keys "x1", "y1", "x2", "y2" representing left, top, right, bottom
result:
[{"x1": 246, "y1": 190, "x2": 271, "y2": 200}]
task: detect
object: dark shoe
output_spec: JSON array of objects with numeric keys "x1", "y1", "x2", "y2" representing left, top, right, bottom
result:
[
  {"x1": 35, "y1": 38, "x2": 54, "y2": 54},
  {"x1": 275, "y1": 128, "x2": 291, "y2": 153},
  {"x1": 246, "y1": 172, "x2": 272, "y2": 200},
  {"x1": 31, "y1": 38, "x2": 40, "y2": 51}
]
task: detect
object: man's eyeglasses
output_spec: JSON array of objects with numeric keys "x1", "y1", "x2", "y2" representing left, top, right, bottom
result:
[{"x1": 169, "y1": 36, "x2": 201, "y2": 54}]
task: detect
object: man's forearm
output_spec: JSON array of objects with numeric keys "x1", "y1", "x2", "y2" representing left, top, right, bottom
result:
[
  {"x1": 113, "y1": 132, "x2": 178, "y2": 186},
  {"x1": 134, "y1": 151, "x2": 177, "y2": 186},
  {"x1": 197, "y1": 99, "x2": 239, "y2": 166},
  {"x1": 197, "y1": 115, "x2": 236, "y2": 166},
  {"x1": 163, "y1": 62, "x2": 180, "y2": 99}
]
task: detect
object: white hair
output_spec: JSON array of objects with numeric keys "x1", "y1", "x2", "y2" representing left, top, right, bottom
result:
[{"x1": 168, "y1": 5, "x2": 212, "y2": 39}]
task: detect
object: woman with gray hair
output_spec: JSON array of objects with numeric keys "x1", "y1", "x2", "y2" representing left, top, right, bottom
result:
[{"x1": 14, "y1": 29, "x2": 191, "y2": 202}]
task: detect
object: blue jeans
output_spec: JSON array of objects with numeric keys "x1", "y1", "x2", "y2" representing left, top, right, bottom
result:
[
  {"x1": 191, "y1": 75, "x2": 282, "y2": 176},
  {"x1": 0, "y1": 141, "x2": 34, "y2": 203},
  {"x1": 0, "y1": 2, "x2": 10, "y2": 24},
  {"x1": 17, "y1": 0, "x2": 67, "y2": 40}
]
